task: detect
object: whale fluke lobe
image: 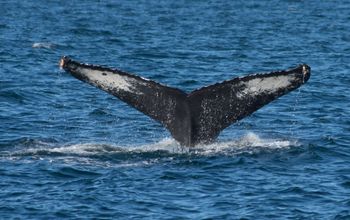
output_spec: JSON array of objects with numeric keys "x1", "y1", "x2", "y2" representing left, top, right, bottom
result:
[{"x1": 60, "y1": 56, "x2": 311, "y2": 146}]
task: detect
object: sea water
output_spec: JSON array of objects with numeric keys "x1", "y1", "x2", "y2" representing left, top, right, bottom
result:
[{"x1": 1, "y1": 0, "x2": 349, "y2": 219}]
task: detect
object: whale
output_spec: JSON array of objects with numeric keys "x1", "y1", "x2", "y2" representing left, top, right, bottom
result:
[{"x1": 59, "y1": 56, "x2": 311, "y2": 146}]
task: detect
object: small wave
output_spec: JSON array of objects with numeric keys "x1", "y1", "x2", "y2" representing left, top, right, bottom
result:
[{"x1": 32, "y1": 42, "x2": 55, "y2": 49}]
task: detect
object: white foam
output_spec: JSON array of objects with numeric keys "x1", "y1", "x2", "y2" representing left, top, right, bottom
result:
[
  {"x1": 237, "y1": 75, "x2": 293, "y2": 98},
  {"x1": 46, "y1": 143, "x2": 118, "y2": 155},
  {"x1": 32, "y1": 42, "x2": 54, "y2": 49},
  {"x1": 78, "y1": 67, "x2": 144, "y2": 94},
  {"x1": 131, "y1": 138, "x2": 189, "y2": 153}
]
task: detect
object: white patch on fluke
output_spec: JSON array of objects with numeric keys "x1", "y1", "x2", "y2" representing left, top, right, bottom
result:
[
  {"x1": 237, "y1": 75, "x2": 294, "y2": 98},
  {"x1": 78, "y1": 67, "x2": 142, "y2": 94}
]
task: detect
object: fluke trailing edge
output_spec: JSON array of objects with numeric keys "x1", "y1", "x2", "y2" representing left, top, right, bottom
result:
[{"x1": 59, "y1": 57, "x2": 311, "y2": 146}]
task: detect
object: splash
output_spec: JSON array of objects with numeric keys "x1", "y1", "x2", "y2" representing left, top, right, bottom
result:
[
  {"x1": 197, "y1": 132, "x2": 298, "y2": 155},
  {"x1": 3, "y1": 133, "x2": 299, "y2": 159}
]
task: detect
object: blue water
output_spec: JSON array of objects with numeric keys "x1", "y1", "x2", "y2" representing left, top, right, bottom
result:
[{"x1": 1, "y1": 0, "x2": 350, "y2": 219}]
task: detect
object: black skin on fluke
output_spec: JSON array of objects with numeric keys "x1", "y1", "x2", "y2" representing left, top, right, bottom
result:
[{"x1": 59, "y1": 56, "x2": 311, "y2": 147}]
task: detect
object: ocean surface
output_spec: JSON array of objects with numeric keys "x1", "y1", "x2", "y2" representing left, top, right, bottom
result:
[{"x1": 1, "y1": 0, "x2": 349, "y2": 219}]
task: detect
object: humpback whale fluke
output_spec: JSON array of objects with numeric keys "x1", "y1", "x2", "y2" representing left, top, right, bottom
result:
[{"x1": 59, "y1": 56, "x2": 311, "y2": 146}]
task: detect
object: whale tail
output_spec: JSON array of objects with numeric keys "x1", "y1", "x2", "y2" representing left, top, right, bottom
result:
[{"x1": 60, "y1": 57, "x2": 310, "y2": 146}]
